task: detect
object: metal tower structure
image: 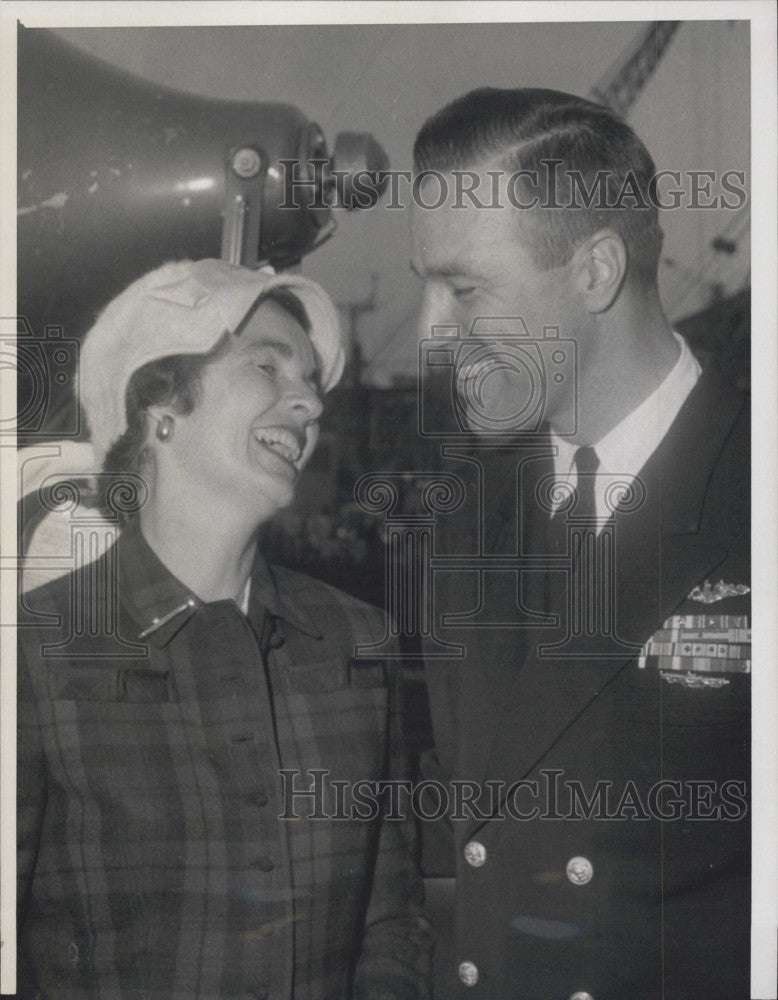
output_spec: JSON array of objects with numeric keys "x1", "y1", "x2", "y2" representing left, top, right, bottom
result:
[{"x1": 589, "y1": 20, "x2": 681, "y2": 118}]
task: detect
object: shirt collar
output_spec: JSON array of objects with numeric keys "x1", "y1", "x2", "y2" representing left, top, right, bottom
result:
[
  {"x1": 246, "y1": 547, "x2": 324, "y2": 641},
  {"x1": 551, "y1": 331, "x2": 701, "y2": 481},
  {"x1": 118, "y1": 519, "x2": 322, "y2": 647}
]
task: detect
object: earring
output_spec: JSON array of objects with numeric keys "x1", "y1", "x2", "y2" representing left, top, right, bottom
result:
[{"x1": 156, "y1": 415, "x2": 175, "y2": 442}]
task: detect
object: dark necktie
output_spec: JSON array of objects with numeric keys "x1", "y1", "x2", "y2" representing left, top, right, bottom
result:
[
  {"x1": 544, "y1": 445, "x2": 599, "y2": 616},
  {"x1": 573, "y1": 445, "x2": 600, "y2": 524}
]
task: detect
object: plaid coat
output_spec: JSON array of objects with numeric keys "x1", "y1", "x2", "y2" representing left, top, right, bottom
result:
[{"x1": 17, "y1": 521, "x2": 430, "y2": 1000}]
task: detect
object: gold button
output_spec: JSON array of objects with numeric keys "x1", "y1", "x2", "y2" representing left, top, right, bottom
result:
[
  {"x1": 464, "y1": 841, "x2": 487, "y2": 867},
  {"x1": 566, "y1": 856, "x2": 594, "y2": 885},
  {"x1": 458, "y1": 961, "x2": 479, "y2": 987}
]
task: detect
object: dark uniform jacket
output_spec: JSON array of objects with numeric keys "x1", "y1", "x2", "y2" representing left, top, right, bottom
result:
[
  {"x1": 17, "y1": 520, "x2": 431, "y2": 1000},
  {"x1": 423, "y1": 371, "x2": 750, "y2": 1000}
]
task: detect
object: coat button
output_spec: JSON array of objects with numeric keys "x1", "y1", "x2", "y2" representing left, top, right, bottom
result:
[
  {"x1": 464, "y1": 841, "x2": 487, "y2": 867},
  {"x1": 458, "y1": 960, "x2": 479, "y2": 986},
  {"x1": 251, "y1": 856, "x2": 274, "y2": 872},
  {"x1": 566, "y1": 856, "x2": 594, "y2": 885},
  {"x1": 569, "y1": 993, "x2": 594, "y2": 1000}
]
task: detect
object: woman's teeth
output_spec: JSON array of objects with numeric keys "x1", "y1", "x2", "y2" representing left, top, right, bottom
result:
[{"x1": 253, "y1": 428, "x2": 302, "y2": 464}]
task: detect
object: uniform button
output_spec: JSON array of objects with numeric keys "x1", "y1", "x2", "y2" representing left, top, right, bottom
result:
[
  {"x1": 458, "y1": 960, "x2": 479, "y2": 987},
  {"x1": 463, "y1": 841, "x2": 487, "y2": 867},
  {"x1": 251, "y1": 856, "x2": 274, "y2": 872},
  {"x1": 566, "y1": 856, "x2": 594, "y2": 885},
  {"x1": 247, "y1": 788, "x2": 268, "y2": 808},
  {"x1": 569, "y1": 993, "x2": 594, "y2": 1000}
]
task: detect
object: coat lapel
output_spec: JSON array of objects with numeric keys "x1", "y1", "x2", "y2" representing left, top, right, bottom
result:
[
  {"x1": 457, "y1": 372, "x2": 745, "y2": 826},
  {"x1": 439, "y1": 441, "x2": 556, "y2": 788}
]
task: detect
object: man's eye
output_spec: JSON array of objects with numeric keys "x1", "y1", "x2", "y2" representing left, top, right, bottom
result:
[
  {"x1": 256, "y1": 361, "x2": 277, "y2": 375},
  {"x1": 452, "y1": 286, "x2": 477, "y2": 301}
]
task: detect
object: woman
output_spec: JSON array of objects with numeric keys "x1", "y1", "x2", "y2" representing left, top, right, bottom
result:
[{"x1": 17, "y1": 259, "x2": 430, "y2": 999}]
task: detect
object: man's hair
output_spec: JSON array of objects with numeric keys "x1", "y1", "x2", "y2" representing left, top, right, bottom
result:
[
  {"x1": 413, "y1": 87, "x2": 661, "y2": 285},
  {"x1": 103, "y1": 288, "x2": 311, "y2": 480}
]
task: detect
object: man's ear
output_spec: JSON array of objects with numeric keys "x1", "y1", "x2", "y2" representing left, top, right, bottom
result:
[{"x1": 572, "y1": 230, "x2": 627, "y2": 313}]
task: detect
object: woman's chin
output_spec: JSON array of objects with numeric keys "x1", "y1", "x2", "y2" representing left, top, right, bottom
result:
[{"x1": 245, "y1": 480, "x2": 297, "y2": 526}]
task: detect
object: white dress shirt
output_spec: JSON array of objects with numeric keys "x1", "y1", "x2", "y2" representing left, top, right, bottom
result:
[{"x1": 550, "y1": 332, "x2": 702, "y2": 530}]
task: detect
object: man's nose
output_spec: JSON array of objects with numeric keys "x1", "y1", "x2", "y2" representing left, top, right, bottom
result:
[{"x1": 418, "y1": 283, "x2": 458, "y2": 338}]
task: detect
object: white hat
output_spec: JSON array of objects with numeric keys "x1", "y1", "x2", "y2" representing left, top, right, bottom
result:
[{"x1": 79, "y1": 258, "x2": 345, "y2": 466}]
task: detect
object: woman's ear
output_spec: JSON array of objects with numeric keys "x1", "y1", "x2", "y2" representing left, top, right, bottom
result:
[
  {"x1": 145, "y1": 404, "x2": 168, "y2": 424},
  {"x1": 572, "y1": 229, "x2": 627, "y2": 313},
  {"x1": 145, "y1": 407, "x2": 176, "y2": 443}
]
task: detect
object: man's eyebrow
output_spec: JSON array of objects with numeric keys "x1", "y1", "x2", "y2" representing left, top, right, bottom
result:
[{"x1": 409, "y1": 259, "x2": 486, "y2": 280}]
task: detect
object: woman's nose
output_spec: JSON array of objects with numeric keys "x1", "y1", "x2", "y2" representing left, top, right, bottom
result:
[{"x1": 286, "y1": 377, "x2": 324, "y2": 422}]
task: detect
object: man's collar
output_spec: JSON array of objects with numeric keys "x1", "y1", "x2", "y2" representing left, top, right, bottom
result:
[
  {"x1": 594, "y1": 331, "x2": 701, "y2": 478},
  {"x1": 117, "y1": 520, "x2": 323, "y2": 647},
  {"x1": 551, "y1": 332, "x2": 701, "y2": 480},
  {"x1": 546, "y1": 368, "x2": 744, "y2": 536}
]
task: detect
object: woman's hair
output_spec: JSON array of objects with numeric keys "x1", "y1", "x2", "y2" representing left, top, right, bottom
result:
[{"x1": 102, "y1": 287, "x2": 311, "y2": 479}]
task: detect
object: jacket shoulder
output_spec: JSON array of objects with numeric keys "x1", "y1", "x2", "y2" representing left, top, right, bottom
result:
[
  {"x1": 18, "y1": 565, "x2": 75, "y2": 629},
  {"x1": 702, "y1": 387, "x2": 749, "y2": 537}
]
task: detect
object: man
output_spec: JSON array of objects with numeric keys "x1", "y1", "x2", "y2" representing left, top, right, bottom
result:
[{"x1": 411, "y1": 89, "x2": 750, "y2": 999}]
